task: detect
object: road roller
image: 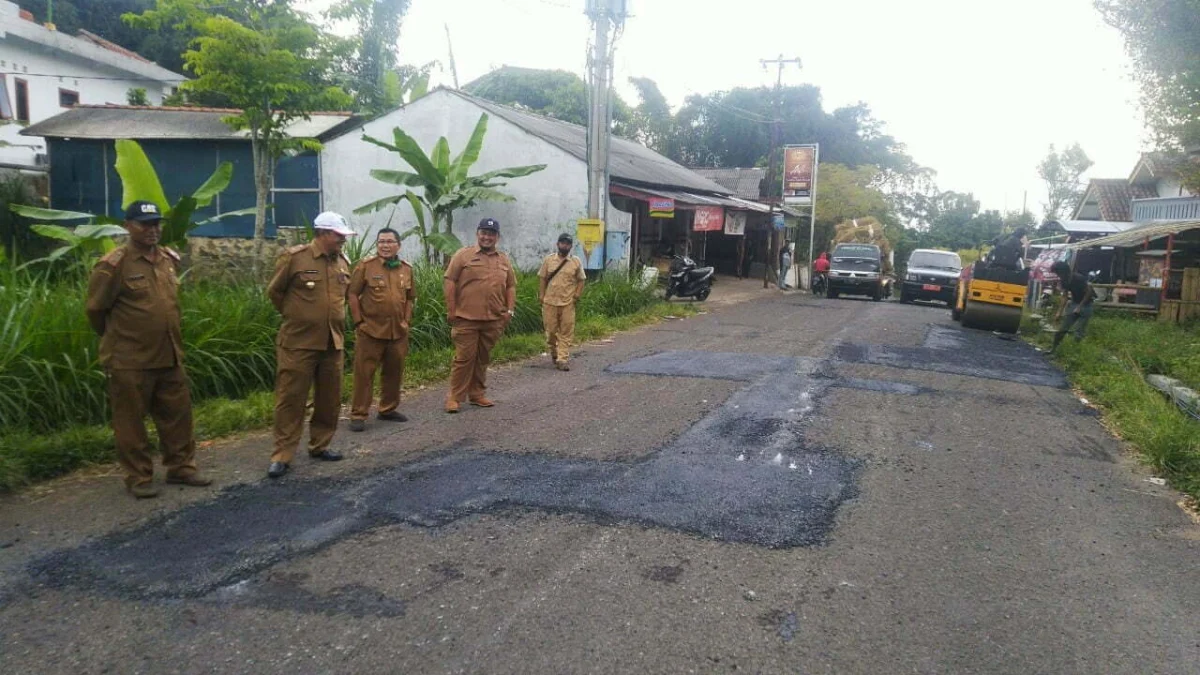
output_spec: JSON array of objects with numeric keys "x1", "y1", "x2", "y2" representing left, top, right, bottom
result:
[{"x1": 953, "y1": 261, "x2": 1028, "y2": 333}]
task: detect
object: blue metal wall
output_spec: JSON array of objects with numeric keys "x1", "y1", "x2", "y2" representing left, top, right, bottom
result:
[{"x1": 47, "y1": 139, "x2": 321, "y2": 238}]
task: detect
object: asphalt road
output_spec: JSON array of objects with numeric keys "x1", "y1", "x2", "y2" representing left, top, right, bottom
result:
[{"x1": 1, "y1": 286, "x2": 1197, "y2": 674}]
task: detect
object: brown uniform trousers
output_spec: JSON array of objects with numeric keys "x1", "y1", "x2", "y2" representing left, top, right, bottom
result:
[
  {"x1": 449, "y1": 319, "x2": 506, "y2": 402},
  {"x1": 537, "y1": 253, "x2": 585, "y2": 364},
  {"x1": 444, "y1": 246, "x2": 516, "y2": 403},
  {"x1": 267, "y1": 242, "x2": 351, "y2": 464},
  {"x1": 541, "y1": 304, "x2": 577, "y2": 362},
  {"x1": 349, "y1": 255, "x2": 415, "y2": 420},
  {"x1": 85, "y1": 244, "x2": 197, "y2": 488}
]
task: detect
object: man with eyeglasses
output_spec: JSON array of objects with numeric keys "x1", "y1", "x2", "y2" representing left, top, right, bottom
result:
[
  {"x1": 85, "y1": 200, "x2": 212, "y2": 498},
  {"x1": 347, "y1": 228, "x2": 415, "y2": 432}
]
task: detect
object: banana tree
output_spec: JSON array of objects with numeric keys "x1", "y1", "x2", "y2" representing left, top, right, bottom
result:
[
  {"x1": 353, "y1": 113, "x2": 546, "y2": 264},
  {"x1": 10, "y1": 139, "x2": 255, "y2": 267}
]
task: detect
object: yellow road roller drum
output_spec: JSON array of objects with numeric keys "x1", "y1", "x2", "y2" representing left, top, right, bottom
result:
[{"x1": 957, "y1": 263, "x2": 1028, "y2": 334}]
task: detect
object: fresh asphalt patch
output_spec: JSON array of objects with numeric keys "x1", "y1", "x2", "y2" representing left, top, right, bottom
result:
[
  {"x1": 834, "y1": 325, "x2": 1067, "y2": 388},
  {"x1": 20, "y1": 332, "x2": 1041, "y2": 616}
]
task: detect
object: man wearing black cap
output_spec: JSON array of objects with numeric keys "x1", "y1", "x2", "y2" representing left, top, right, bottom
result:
[
  {"x1": 85, "y1": 200, "x2": 212, "y2": 498},
  {"x1": 442, "y1": 218, "x2": 517, "y2": 412},
  {"x1": 537, "y1": 233, "x2": 586, "y2": 370}
]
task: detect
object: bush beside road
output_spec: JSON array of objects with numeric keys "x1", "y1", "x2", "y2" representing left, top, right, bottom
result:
[
  {"x1": 0, "y1": 264, "x2": 675, "y2": 490},
  {"x1": 1024, "y1": 312, "x2": 1200, "y2": 501}
]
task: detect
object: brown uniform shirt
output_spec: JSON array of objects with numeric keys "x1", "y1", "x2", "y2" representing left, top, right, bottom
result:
[
  {"x1": 444, "y1": 246, "x2": 517, "y2": 321},
  {"x1": 349, "y1": 255, "x2": 416, "y2": 340},
  {"x1": 537, "y1": 253, "x2": 586, "y2": 307},
  {"x1": 86, "y1": 244, "x2": 185, "y2": 370},
  {"x1": 268, "y1": 242, "x2": 351, "y2": 350}
]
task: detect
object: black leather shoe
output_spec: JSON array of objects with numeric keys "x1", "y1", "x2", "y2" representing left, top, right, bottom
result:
[
  {"x1": 349, "y1": 419, "x2": 365, "y2": 432},
  {"x1": 310, "y1": 449, "x2": 343, "y2": 462},
  {"x1": 377, "y1": 411, "x2": 408, "y2": 422},
  {"x1": 267, "y1": 462, "x2": 289, "y2": 478}
]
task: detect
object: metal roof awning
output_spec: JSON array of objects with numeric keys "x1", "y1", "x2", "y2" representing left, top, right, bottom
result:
[
  {"x1": 610, "y1": 182, "x2": 771, "y2": 212},
  {"x1": 1049, "y1": 219, "x2": 1134, "y2": 235},
  {"x1": 1067, "y1": 220, "x2": 1200, "y2": 250}
]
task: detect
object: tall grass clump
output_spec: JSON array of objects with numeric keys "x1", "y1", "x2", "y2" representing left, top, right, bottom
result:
[
  {"x1": 1, "y1": 258, "x2": 663, "y2": 489},
  {"x1": 1026, "y1": 312, "x2": 1200, "y2": 499}
]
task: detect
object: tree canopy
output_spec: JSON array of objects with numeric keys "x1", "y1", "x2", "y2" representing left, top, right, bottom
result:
[
  {"x1": 463, "y1": 67, "x2": 637, "y2": 137},
  {"x1": 1098, "y1": 0, "x2": 1200, "y2": 190},
  {"x1": 1036, "y1": 143, "x2": 1093, "y2": 223},
  {"x1": 126, "y1": 0, "x2": 352, "y2": 264}
]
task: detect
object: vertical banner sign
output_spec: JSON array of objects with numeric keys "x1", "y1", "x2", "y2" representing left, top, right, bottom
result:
[
  {"x1": 649, "y1": 198, "x2": 675, "y2": 219},
  {"x1": 692, "y1": 206, "x2": 724, "y2": 232},
  {"x1": 783, "y1": 144, "x2": 818, "y2": 205},
  {"x1": 724, "y1": 211, "x2": 746, "y2": 236},
  {"x1": 772, "y1": 212, "x2": 786, "y2": 231},
  {"x1": 576, "y1": 218, "x2": 605, "y2": 268}
]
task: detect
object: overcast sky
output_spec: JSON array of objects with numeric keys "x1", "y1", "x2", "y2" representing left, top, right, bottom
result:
[{"x1": 301, "y1": 0, "x2": 1148, "y2": 217}]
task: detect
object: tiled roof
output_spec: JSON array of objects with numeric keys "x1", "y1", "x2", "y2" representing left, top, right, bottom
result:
[
  {"x1": 1087, "y1": 179, "x2": 1158, "y2": 222},
  {"x1": 690, "y1": 167, "x2": 765, "y2": 200},
  {"x1": 75, "y1": 30, "x2": 152, "y2": 64}
]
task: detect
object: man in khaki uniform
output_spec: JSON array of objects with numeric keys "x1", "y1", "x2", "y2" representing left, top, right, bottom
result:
[
  {"x1": 442, "y1": 217, "x2": 517, "y2": 413},
  {"x1": 537, "y1": 233, "x2": 586, "y2": 371},
  {"x1": 266, "y1": 211, "x2": 355, "y2": 478},
  {"x1": 348, "y1": 227, "x2": 415, "y2": 432},
  {"x1": 85, "y1": 200, "x2": 212, "y2": 498}
]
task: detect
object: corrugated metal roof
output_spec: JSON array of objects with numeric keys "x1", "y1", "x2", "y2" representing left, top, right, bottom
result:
[
  {"x1": 691, "y1": 167, "x2": 765, "y2": 200},
  {"x1": 1051, "y1": 220, "x2": 1135, "y2": 234},
  {"x1": 21, "y1": 106, "x2": 355, "y2": 141},
  {"x1": 446, "y1": 90, "x2": 730, "y2": 195},
  {"x1": 1067, "y1": 220, "x2": 1200, "y2": 249},
  {"x1": 611, "y1": 182, "x2": 771, "y2": 212}
]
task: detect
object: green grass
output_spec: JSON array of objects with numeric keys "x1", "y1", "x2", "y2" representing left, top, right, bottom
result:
[
  {"x1": 1024, "y1": 311, "x2": 1200, "y2": 500},
  {"x1": 0, "y1": 264, "x2": 679, "y2": 490}
]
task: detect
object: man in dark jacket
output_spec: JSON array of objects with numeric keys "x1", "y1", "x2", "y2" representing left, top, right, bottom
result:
[{"x1": 1050, "y1": 261, "x2": 1095, "y2": 353}]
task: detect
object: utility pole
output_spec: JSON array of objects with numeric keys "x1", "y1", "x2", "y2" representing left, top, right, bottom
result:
[
  {"x1": 444, "y1": 24, "x2": 460, "y2": 89},
  {"x1": 759, "y1": 55, "x2": 801, "y2": 288},
  {"x1": 585, "y1": 0, "x2": 626, "y2": 222}
]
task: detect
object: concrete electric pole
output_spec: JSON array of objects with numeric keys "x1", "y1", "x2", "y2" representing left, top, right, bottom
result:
[
  {"x1": 759, "y1": 55, "x2": 801, "y2": 288},
  {"x1": 585, "y1": 0, "x2": 626, "y2": 222}
]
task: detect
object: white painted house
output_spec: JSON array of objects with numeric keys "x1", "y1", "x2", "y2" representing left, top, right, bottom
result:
[
  {"x1": 0, "y1": 0, "x2": 183, "y2": 171},
  {"x1": 321, "y1": 88, "x2": 736, "y2": 269}
]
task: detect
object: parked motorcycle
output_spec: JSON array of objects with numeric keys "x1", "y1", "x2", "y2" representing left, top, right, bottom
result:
[{"x1": 665, "y1": 255, "x2": 714, "y2": 301}]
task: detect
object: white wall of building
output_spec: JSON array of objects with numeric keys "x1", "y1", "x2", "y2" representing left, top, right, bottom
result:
[
  {"x1": 0, "y1": 3, "x2": 172, "y2": 168},
  {"x1": 322, "y1": 89, "x2": 631, "y2": 269}
]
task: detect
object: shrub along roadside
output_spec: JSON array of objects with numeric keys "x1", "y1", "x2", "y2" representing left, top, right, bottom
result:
[
  {"x1": 0, "y1": 302, "x2": 688, "y2": 490},
  {"x1": 1023, "y1": 312, "x2": 1200, "y2": 500}
]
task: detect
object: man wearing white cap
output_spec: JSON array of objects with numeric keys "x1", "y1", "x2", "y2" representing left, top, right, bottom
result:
[{"x1": 266, "y1": 212, "x2": 355, "y2": 479}]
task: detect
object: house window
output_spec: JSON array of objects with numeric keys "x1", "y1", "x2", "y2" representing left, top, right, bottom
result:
[
  {"x1": 59, "y1": 89, "x2": 79, "y2": 108},
  {"x1": 0, "y1": 75, "x2": 12, "y2": 120},
  {"x1": 15, "y1": 78, "x2": 29, "y2": 122}
]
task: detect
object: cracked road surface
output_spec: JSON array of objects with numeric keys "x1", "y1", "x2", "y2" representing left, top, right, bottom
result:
[{"x1": 2, "y1": 292, "x2": 1198, "y2": 674}]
